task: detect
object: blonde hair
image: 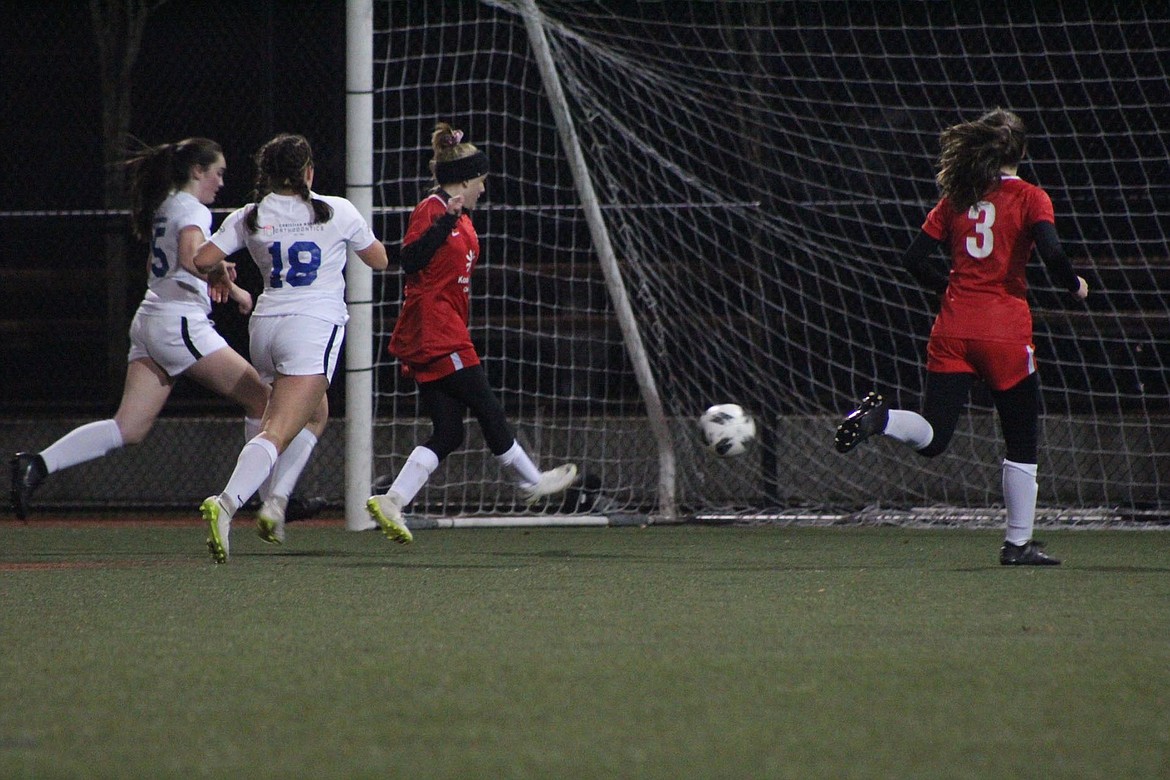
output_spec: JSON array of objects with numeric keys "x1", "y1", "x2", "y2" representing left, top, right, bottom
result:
[{"x1": 428, "y1": 122, "x2": 489, "y2": 186}]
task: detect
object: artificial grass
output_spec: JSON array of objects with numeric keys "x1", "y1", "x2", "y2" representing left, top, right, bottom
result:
[{"x1": 1, "y1": 522, "x2": 1168, "y2": 778}]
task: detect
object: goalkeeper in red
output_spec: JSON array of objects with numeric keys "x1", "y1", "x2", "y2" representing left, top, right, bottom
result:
[
  {"x1": 835, "y1": 108, "x2": 1089, "y2": 565},
  {"x1": 365, "y1": 122, "x2": 577, "y2": 534}
]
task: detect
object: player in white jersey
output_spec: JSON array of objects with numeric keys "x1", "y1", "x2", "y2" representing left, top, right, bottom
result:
[
  {"x1": 10, "y1": 138, "x2": 269, "y2": 520},
  {"x1": 194, "y1": 133, "x2": 394, "y2": 562}
]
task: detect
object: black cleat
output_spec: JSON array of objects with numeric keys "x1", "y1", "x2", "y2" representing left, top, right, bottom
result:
[
  {"x1": 1000, "y1": 540, "x2": 1061, "y2": 566},
  {"x1": 10, "y1": 451, "x2": 47, "y2": 520},
  {"x1": 285, "y1": 495, "x2": 327, "y2": 523},
  {"x1": 834, "y1": 392, "x2": 889, "y2": 453}
]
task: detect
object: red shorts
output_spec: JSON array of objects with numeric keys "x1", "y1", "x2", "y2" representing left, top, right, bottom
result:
[
  {"x1": 399, "y1": 347, "x2": 481, "y2": 383},
  {"x1": 926, "y1": 336, "x2": 1036, "y2": 391}
]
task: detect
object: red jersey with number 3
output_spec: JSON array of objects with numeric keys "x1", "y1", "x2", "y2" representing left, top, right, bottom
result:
[
  {"x1": 922, "y1": 175, "x2": 1054, "y2": 343},
  {"x1": 389, "y1": 193, "x2": 481, "y2": 380}
]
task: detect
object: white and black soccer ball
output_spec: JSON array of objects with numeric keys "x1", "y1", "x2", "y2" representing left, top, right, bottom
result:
[{"x1": 698, "y1": 403, "x2": 757, "y2": 457}]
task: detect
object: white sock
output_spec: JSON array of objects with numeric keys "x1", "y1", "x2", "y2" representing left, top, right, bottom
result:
[
  {"x1": 883, "y1": 410, "x2": 934, "y2": 450},
  {"x1": 40, "y1": 419, "x2": 124, "y2": 474},
  {"x1": 1003, "y1": 459, "x2": 1039, "y2": 546},
  {"x1": 263, "y1": 495, "x2": 289, "y2": 518},
  {"x1": 244, "y1": 417, "x2": 271, "y2": 501},
  {"x1": 495, "y1": 440, "x2": 542, "y2": 488},
  {"x1": 219, "y1": 436, "x2": 280, "y2": 516},
  {"x1": 387, "y1": 446, "x2": 440, "y2": 507},
  {"x1": 267, "y1": 428, "x2": 318, "y2": 505}
]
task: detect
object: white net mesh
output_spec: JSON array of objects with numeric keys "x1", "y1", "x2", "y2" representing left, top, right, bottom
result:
[{"x1": 372, "y1": 1, "x2": 1169, "y2": 519}]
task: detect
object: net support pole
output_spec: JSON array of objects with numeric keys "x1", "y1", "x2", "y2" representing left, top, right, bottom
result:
[
  {"x1": 344, "y1": 0, "x2": 376, "y2": 530},
  {"x1": 516, "y1": 0, "x2": 678, "y2": 522}
]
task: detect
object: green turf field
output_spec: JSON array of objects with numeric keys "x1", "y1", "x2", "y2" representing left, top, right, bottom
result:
[{"x1": 2, "y1": 521, "x2": 1168, "y2": 778}]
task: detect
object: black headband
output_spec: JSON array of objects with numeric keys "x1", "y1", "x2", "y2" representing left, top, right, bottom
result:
[{"x1": 434, "y1": 150, "x2": 489, "y2": 185}]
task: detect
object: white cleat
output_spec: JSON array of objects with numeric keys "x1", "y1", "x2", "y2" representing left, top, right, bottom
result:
[
  {"x1": 365, "y1": 493, "x2": 413, "y2": 544},
  {"x1": 521, "y1": 463, "x2": 579, "y2": 505},
  {"x1": 256, "y1": 498, "x2": 287, "y2": 546},
  {"x1": 201, "y1": 496, "x2": 232, "y2": 564}
]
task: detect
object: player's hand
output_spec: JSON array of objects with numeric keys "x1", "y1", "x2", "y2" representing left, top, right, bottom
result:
[
  {"x1": 229, "y1": 283, "x2": 253, "y2": 315},
  {"x1": 207, "y1": 262, "x2": 237, "y2": 303},
  {"x1": 207, "y1": 261, "x2": 237, "y2": 284},
  {"x1": 1073, "y1": 275, "x2": 1089, "y2": 300},
  {"x1": 446, "y1": 194, "x2": 465, "y2": 216}
]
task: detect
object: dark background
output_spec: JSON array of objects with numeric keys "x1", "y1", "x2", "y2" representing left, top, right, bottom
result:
[{"x1": 1, "y1": 2, "x2": 346, "y2": 415}]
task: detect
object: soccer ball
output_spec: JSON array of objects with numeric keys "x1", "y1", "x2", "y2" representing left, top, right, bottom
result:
[{"x1": 698, "y1": 403, "x2": 756, "y2": 457}]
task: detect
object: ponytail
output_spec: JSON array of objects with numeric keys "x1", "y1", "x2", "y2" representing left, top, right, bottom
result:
[
  {"x1": 245, "y1": 133, "x2": 333, "y2": 232},
  {"x1": 125, "y1": 137, "x2": 222, "y2": 242}
]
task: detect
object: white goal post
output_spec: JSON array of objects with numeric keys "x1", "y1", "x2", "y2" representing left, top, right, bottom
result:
[
  {"x1": 346, "y1": 1, "x2": 1170, "y2": 526},
  {"x1": 344, "y1": 0, "x2": 378, "y2": 530}
]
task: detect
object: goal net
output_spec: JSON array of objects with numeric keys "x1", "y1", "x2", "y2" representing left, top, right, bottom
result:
[{"x1": 369, "y1": 0, "x2": 1170, "y2": 522}]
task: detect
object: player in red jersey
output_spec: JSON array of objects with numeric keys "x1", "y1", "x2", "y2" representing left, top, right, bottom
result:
[
  {"x1": 834, "y1": 108, "x2": 1089, "y2": 565},
  {"x1": 365, "y1": 123, "x2": 577, "y2": 533}
]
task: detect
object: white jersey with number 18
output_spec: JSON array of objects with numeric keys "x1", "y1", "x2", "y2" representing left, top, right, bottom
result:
[{"x1": 209, "y1": 191, "x2": 377, "y2": 326}]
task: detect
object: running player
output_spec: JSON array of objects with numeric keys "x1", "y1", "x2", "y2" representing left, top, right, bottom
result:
[
  {"x1": 194, "y1": 133, "x2": 390, "y2": 562},
  {"x1": 9, "y1": 138, "x2": 268, "y2": 520},
  {"x1": 834, "y1": 108, "x2": 1089, "y2": 565},
  {"x1": 364, "y1": 122, "x2": 577, "y2": 534}
]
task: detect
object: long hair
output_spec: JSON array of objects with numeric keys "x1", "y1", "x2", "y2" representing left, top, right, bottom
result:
[
  {"x1": 124, "y1": 137, "x2": 222, "y2": 242},
  {"x1": 936, "y1": 108, "x2": 1028, "y2": 214},
  {"x1": 244, "y1": 133, "x2": 333, "y2": 232}
]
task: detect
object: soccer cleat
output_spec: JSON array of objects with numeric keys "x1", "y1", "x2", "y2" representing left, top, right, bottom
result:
[
  {"x1": 1000, "y1": 540, "x2": 1061, "y2": 566},
  {"x1": 520, "y1": 463, "x2": 579, "y2": 505},
  {"x1": 256, "y1": 499, "x2": 287, "y2": 546},
  {"x1": 834, "y1": 392, "x2": 889, "y2": 453},
  {"x1": 10, "y1": 451, "x2": 47, "y2": 520},
  {"x1": 285, "y1": 495, "x2": 327, "y2": 523},
  {"x1": 365, "y1": 493, "x2": 413, "y2": 544},
  {"x1": 201, "y1": 496, "x2": 232, "y2": 564}
]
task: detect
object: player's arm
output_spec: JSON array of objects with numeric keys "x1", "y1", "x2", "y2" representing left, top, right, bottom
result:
[
  {"x1": 900, "y1": 230, "x2": 950, "y2": 293},
  {"x1": 192, "y1": 237, "x2": 239, "y2": 306},
  {"x1": 400, "y1": 213, "x2": 457, "y2": 273},
  {"x1": 1032, "y1": 221, "x2": 1089, "y2": 300},
  {"x1": 226, "y1": 281, "x2": 253, "y2": 315},
  {"x1": 177, "y1": 225, "x2": 212, "y2": 276},
  {"x1": 399, "y1": 196, "x2": 463, "y2": 274},
  {"x1": 356, "y1": 240, "x2": 389, "y2": 271},
  {"x1": 193, "y1": 238, "x2": 229, "y2": 276},
  {"x1": 177, "y1": 225, "x2": 235, "y2": 303}
]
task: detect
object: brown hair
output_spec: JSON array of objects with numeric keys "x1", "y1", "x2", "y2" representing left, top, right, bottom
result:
[
  {"x1": 936, "y1": 108, "x2": 1028, "y2": 214},
  {"x1": 124, "y1": 137, "x2": 222, "y2": 242},
  {"x1": 245, "y1": 133, "x2": 333, "y2": 232}
]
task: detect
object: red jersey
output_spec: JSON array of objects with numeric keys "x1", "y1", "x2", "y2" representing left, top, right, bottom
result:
[
  {"x1": 923, "y1": 175, "x2": 1055, "y2": 343},
  {"x1": 389, "y1": 193, "x2": 481, "y2": 381}
]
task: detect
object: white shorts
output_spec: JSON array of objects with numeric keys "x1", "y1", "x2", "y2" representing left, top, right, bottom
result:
[
  {"x1": 127, "y1": 309, "x2": 229, "y2": 377},
  {"x1": 249, "y1": 314, "x2": 344, "y2": 384}
]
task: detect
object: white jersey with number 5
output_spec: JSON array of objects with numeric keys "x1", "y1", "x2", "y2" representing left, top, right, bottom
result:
[
  {"x1": 209, "y1": 191, "x2": 377, "y2": 325},
  {"x1": 138, "y1": 190, "x2": 213, "y2": 315}
]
